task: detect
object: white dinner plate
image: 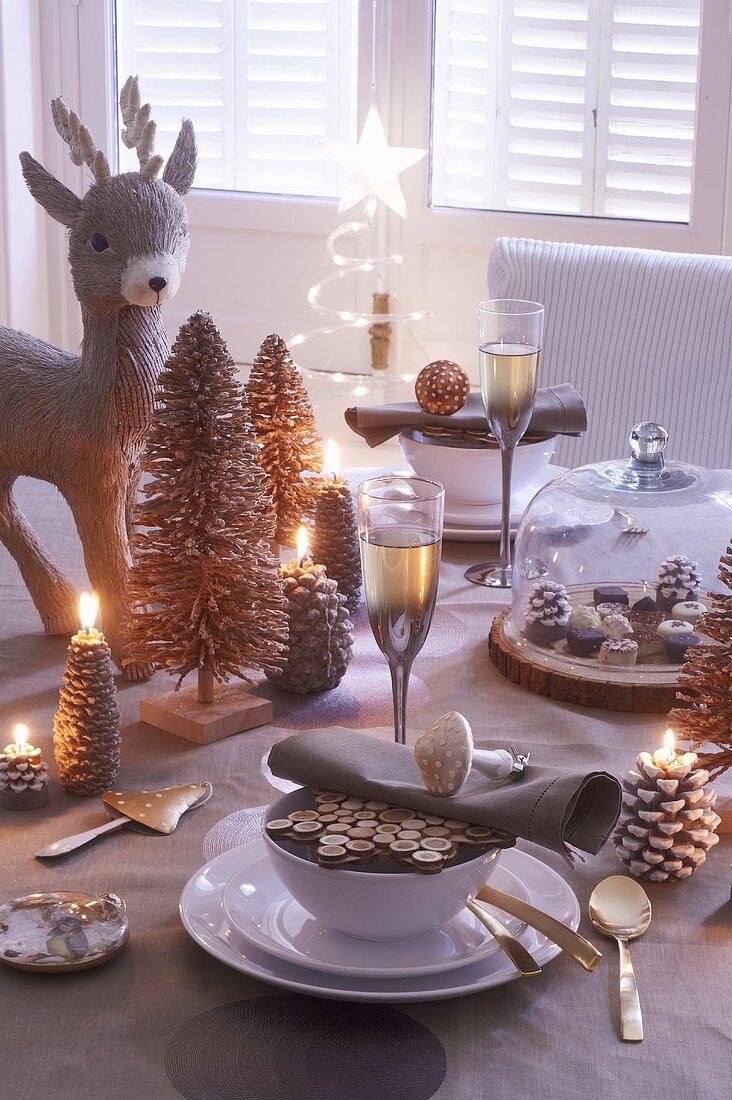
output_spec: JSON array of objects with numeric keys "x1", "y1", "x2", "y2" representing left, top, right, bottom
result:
[
  {"x1": 180, "y1": 841, "x2": 580, "y2": 1003},
  {"x1": 221, "y1": 847, "x2": 529, "y2": 978}
]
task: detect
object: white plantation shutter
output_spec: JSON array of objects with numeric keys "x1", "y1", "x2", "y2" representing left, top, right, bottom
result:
[
  {"x1": 114, "y1": 0, "x2": 358, "y2": 196},
  {"x1": 431, "y1": 0, "x2": 701, "y2": 223}
]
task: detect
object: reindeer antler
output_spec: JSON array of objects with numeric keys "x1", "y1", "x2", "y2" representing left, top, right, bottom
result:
[
  {"x1": 119, "y1": 76, "x2": 164, "y2": 180},
  {"x1": 51, "y1": 97, "x2": 111, "y2": 185}
]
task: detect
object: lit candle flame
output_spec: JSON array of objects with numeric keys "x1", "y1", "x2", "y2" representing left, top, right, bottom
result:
[
  {"x1": 324, "y1": 438, "x2": 341, "y2": 479},
  {"x1": 79, "y1": 591, "x2": 100, "y2": 632},
  {"x1": 14, "y1": 723, "x2": 29, "y2": 748},
  {"x1": 296, "y1": 525, "x2": 309, "y2": 563},
  {"x1": 658, "y1": 727, "x2": 676, "y2": 764}
]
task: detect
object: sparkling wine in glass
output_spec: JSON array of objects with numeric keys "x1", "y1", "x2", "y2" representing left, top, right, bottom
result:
[
  {"x1": 466, "y1": 300, "x2": 544, "y2": 589},
  {"x1": 358, "y1": 476, "x2": 444, "y2": 745}
]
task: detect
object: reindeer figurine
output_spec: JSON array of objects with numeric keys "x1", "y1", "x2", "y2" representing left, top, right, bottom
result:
[{"x1": 0, "y1": 77, "x2": 196, "y2": 679}]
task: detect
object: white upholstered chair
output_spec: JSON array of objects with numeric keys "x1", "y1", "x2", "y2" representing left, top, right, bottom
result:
[{"x1": 488, "y1": 237, "x2": 732, "y2": 469}]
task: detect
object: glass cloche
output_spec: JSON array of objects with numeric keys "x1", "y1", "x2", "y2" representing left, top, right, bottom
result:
[{"x1": 505, "y1": 422, "x2": 732, "y2": 684}]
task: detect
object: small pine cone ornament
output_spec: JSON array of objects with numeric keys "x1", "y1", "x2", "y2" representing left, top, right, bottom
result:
[
  {"x1": 656, "y1": 555, "x2": 702, "y2": 611},
  {"x1": 269, "y1": 559, "x2": 353, "y2": 693},
  {"x1": 311, "y1": 480, "x2": 362, "y2": 615},
  {"x1": 54, "y1": 628, "x2": 121, "y2": 796},
  {"x1": 615, "y1": 743, "x2": 721, "y2": 882},
  {"x1": 0, "y1": 744, "x2": 49, "y2": 809},
  {"x1": 415, "y1": 360, "x2": 470, "y2": 415},
  {"x1": 524, "y1": 580, "x2": 571, "y2": 645}
]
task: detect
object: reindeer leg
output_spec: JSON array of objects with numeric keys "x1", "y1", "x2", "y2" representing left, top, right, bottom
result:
[
  {"x1": 68, "y1": 477, "x2": 153, "y2": 682},
  {"x1": 0, "y1": 478, "x2": 78, "y2": 634}
]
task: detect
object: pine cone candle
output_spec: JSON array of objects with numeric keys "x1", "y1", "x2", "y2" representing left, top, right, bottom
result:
[
  {"x1": 656, "y1": 555, "x2": 702, "y2": 611},
  {"x1": 269, "y1": 534, "x2": 353, "y2": 694},
  {"x1": 524, "y1": 580, "x2": 571, "y2": 645},
  {"x1": 248, "y1": 334, "x2": 323, "y2": 546},
  {"x1": 615, "y1": 731, "x2": 720, "y2": 882},
  {"x1": 54, "y1": 596, "x2": 121, "y2": 796},
  {"x1": 0, "y1": 725, "x2": 49, "y2": 810},
  {"x1": 311, "y1": 441, "x2": 361, "y2": 615}
]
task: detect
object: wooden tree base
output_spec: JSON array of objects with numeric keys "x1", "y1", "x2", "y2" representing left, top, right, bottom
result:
[
  {"x1": 488, "y1": 609, "x2": 678, "y2": 713},
  {"x1": 140, "y1": 683, "x2": 273, "y2": 744}
]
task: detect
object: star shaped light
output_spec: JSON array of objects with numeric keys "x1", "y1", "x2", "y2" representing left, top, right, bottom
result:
[{"x1": 324, "y1": 105, "x2": 426, "y2": 218}]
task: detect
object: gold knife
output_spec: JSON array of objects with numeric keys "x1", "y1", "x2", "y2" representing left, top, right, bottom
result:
[
  {"x1": 465, "y1": 898, "x2": 542, "y2": 977},
  {"x1": 476, "y1": 883, "x2": 602, "y2": 972}
]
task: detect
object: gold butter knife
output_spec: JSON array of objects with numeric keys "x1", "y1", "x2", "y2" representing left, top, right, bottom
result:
[
  {"x1": 477, "y1": 883, "x2": 602, "y2": 972},
  {"x1": 465, "y1": 898, "x2": 542, "y2": 977}
]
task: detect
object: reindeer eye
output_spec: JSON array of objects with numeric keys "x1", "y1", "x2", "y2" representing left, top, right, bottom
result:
[{"x1": 90, "y1": 233, "x2": 110, "y2": 253}]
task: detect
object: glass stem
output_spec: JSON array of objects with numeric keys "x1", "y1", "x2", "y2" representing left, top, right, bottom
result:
[
  {"x1": 390, "y1": 660, "x2": 411, "y2": 745},
  {"x1": 498, "y1": 440, "x2": 515, "y2": 572}
]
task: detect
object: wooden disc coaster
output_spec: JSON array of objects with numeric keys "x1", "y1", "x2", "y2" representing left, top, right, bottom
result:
[{"x1": 488, "y1": 608, "x2": 678, "y2": 713}]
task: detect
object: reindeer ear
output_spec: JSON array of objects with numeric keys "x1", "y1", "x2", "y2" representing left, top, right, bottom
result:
[
  {"x1": 162, "y1": 119, "x2": 197, "y2": 195},
  {"x1": 20, "y1": 152, "x2": 81, "y2": 227}
]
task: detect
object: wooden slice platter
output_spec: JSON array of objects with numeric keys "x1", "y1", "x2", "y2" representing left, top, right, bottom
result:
[{"x1": 488, "y1": 608, "x2": 679, "y2": 713}]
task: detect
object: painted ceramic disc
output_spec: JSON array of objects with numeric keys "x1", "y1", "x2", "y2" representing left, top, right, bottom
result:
[{"x1": 0, "y1": 890, "x2": 128, "y2": 973}]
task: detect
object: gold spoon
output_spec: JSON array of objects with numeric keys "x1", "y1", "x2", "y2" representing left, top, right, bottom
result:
[
  {"x1": 589, "y1": 875, "x2": 652, "y2": 1042},
  {"x1": 466, "y1": 898, "x2": 542, "y2": 977}
]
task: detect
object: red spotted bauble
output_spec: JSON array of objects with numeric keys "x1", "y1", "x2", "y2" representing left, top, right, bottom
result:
[{"x1": 415, "y1": 360, "x2": 470, "y2": 416}]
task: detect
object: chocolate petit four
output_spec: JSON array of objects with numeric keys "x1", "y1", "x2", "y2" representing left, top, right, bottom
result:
[
  {"x1": 632, "y1": 630, "x2": 665, "y2": 659},
  {"x1": 600, "y1": 613, "x2": 633, "y2": 639},
  {"x1": 671, "y1": 600, "x2": 707, "y2": 625},
  {"x1": 657, "y1": 618, "x2": 694, "y2": 639},
  {"x1": 567, "y1": 627, "x2": 604, "y2": 657},
  {"x1": 596, "y1": 601, "x2": 630, "y2": 619},
  {"x1": 593, "y1": 585, "x2": 629, "y2": 608},
  {"x1": 666, "y1": 632, "x2": 704, "y2": 663},
  {"x1": 632, "y1": 596, "x2": 658, "y2": 613},
  {"x1": 599, "y1": 638, "x2": 638, "y2": 667},
  {"x1": 629, "y1": 609, "x2": 664, "y2": 630},
  {"x1": 524, "y1": 580, "x2": 571, "y2": 645},
  {"x1": 569, "y1": 605, "x2": 602, "y2": 631},
  {"x1": 656, "y1": 555, "x2": 702, "y2": 612}
]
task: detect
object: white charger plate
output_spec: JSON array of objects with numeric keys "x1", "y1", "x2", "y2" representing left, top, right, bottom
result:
[
  {"x1": 180, "y1": 841, "x2": 579, "y2": 1002},
  {"x1": 221, "y1": 847, "x2": 529, "y2": 978}
]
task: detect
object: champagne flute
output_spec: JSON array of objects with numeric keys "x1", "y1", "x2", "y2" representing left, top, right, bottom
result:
[
  {"x1": 358, "y1": 476, "x2": 444, "y2": 745},
  {"x1": 465, "y1": 299, "x2": 544, "y2": 588}
]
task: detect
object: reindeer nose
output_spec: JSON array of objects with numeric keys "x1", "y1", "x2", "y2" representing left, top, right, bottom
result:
[{"x1": 149, "y1": 276, "x2": 167, "y2": 293}]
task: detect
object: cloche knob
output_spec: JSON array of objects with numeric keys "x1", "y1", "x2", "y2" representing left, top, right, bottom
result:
[{"x1": 629, "y1": 422, "x2": 668, "y2": 467}]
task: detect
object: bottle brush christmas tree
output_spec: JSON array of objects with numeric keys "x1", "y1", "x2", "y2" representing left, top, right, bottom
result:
[
  {"x1": 125, "y1": 311, "x2": 288, "y2": 743},
  {"x1": 669, "y1": 540, "x2": 732, "y2": 776},
  {"x1": 247, "y1": 334, "x2": 322, "y2": 547}
]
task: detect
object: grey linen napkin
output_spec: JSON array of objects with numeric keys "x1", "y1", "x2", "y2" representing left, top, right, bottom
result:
[
  {"x1": 344, "y1": 384, "x2": 586, "y2": 448},
  {"x1": 268, "y1": 728, "x2": 620, "y2": 861}
]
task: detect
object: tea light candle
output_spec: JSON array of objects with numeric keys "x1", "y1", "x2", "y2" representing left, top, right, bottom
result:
[
  {"x1": 311, "y1": 439, "x2": 362, "y2": 614},
  {"x1": 0, "y1": 723, "x2": 49, "y2": 810}
]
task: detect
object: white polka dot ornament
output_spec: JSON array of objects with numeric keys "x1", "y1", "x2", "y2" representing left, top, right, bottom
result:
[
  {"x1": 413, "y1": 712, "x2": 528, "y2": 797},
  {"x1": 415, "y1": 361, "x2": 471, "y2": 416}
]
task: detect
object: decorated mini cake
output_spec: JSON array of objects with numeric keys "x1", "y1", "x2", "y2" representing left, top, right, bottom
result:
[
  {"x1": 524, "y1": 580, "x2": 571, "y2": 645},
  {"x1": 593, "y1": 585, "x2": 629, "y2": 607},
  {"x1": 629, "y1": 609, "x2": 663, "y2": 630},
  {"x1": 596, "y1": 601, "x2": 630, "y2": 619},
  {"x1": 632, "y1": 630, "x2": 665, "y2": 659},
  {"x1": 569, "y1": 605, "x2": 602, "y2": 631},
  {"x1": 666, "y1": 632, "x2": 703, "y2": 663},
  {"x1": 632, "y1": 596, "x2": 658, "y2": 613},
  {"x1": 671, "y1": 600, "x2": 707, "y2": 625},
  {"x1": 567, "y1": 627, "x2": 604, "y2": 657},
  {"x1": 656, "y1": 555, "x2": 702, "y2": 611},
  {"x1": 657, "y1": 618, "x2": 694, "y2": 639},
  {"x1": 600, "y1": 613, "x2": 632, "y2": 639},
  {"x1": 599, "y1": 638, "x2": 638, "y2": 667}
]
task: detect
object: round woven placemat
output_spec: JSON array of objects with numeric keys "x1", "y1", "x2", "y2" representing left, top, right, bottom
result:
[{"x1": 165, "y1": 995, "x2": 446, "y2": 1100}]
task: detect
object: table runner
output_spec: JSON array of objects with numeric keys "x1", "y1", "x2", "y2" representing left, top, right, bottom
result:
[{"x1": 0, "y1": 475, "x2": 729, "y2": 1100}]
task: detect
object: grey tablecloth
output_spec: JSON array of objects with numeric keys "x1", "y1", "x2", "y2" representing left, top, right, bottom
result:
[{"x1": 0, "y1": 476, "x2": 730, "y2": 1100}]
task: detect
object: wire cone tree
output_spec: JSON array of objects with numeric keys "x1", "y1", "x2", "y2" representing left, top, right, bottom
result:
[
  {"x1": 124, "y1": 311, "x2": 288, "y2": 700},
  {"x1": 248, "y1": 334, "x2": 323, "y2": 547},
  {"x1": 669, "y1": 540, "x2": 732, "y2": 777}
]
